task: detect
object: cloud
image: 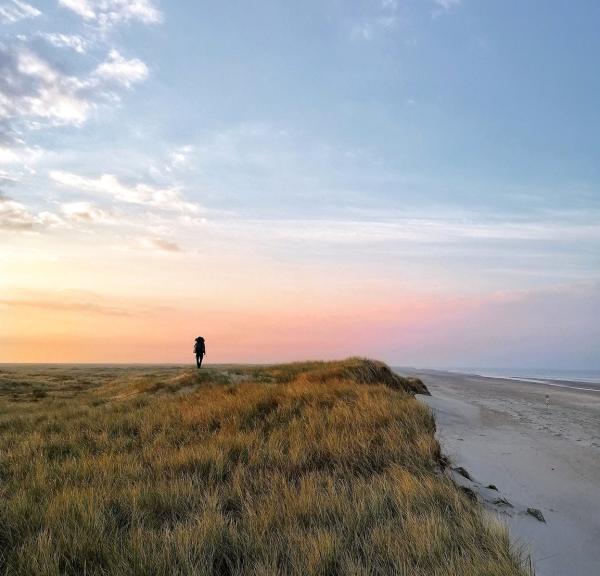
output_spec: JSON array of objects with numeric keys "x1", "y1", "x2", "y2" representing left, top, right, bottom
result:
[
  {"x1": 351, "y1": 23, "x2": 373, "y2": 41},
  {"x1": 351, "y1": 0, "x2": 397, "y2": 41},
  {"x1": 0, "y1": 45, "x2": 92, "y2": 127},
  {"x1": 93, "y1": 49, "x2": 148, "y2": 88},
  {"x1": 59, "y1": 201, "x2": 113, "y2": 223},
  {"x1": 0, "y1": 295, "x2": 131, "y2": 316},
  {"x1": 157, "y1": 145, "x2": 194, "y2": 175},
  {"x1": 0, "y1": 42, "x2": 152, "y2": 158},
  {"x1": 0, "y1": 0, "x2": 157, "y2": 152},
  {"x1": 58, "y1": 0, "x2": 95, "y2": 20},
  {"x1": 0, "y1": 143, "x2": 42, "y2": 165},
  {"x1": 0, "y1": 143, "x2": 41, "y2": 185},
  {"x1": 0, "y1": 192, "x2": 114, "y2": 233},
  {"x1": 0, "y1": 0, "x2": 160, "y2": 186},
  {"x1": 39, "y1": 33, "x2": 88, "y2": 54},
  {"x1": 351, "y1": 17, "x2": 396, "y2": 41},
  {"x1": 206, "y1": 213, "x2": 600, "y2": 246},
  {"x1": 169, "y1": 145, "x2": 193, "y2": 168},
  {"x1": 0, "y1": 169, "x2": 19, "y2": 184},
  {"x1": 49, "y1": 170, "x2": 200, "y2": 214},
  {"x1": 434, "y1": 0, "x2": 461, "y2": 12},
  {"x1": 0, "y1": 0, "x2": 40, "y2": 24},
  {"x1": 0, "y1": 193, "x2": 36, "y2": 229},
  {"x1": 58, "y1": 0, "x2": 162, "y2": 28},
  {"x1": 0, "y1": 289, "x2": 172, "y2": 320},
  {"x1": 139, "y1": 236, "x2": 182, "y2": 253},
  {"x1": 0, "y1": 193, "x2": 67, "y2": 231}
]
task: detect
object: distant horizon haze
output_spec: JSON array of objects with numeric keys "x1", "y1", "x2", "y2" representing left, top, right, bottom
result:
[{"x1": 2, "y1": 363, "x2": 600, "y2": 387}]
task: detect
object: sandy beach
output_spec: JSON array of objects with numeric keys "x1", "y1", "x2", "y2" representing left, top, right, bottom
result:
[{"x1": 404, "y1": 369, "x2": 600, "y2": 576}]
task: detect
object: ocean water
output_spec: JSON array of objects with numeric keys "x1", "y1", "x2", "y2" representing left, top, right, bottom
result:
[
  {"x1": 398, "y1": 366, "x2": 600, "y2": 392},
  {"x1": 462, "y1": 368, "x2": 600, "y2": 385}
]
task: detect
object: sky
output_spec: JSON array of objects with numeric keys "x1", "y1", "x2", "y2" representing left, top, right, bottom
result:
[{"x1": 0, "y1": 0, "x2": 599, "y2": 367}]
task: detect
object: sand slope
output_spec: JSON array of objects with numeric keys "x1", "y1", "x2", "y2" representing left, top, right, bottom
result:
[{"x1": 405, "y1": 370, "x2": 600, "y2": 576}]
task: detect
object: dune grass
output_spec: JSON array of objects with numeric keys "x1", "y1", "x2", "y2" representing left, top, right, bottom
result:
[{"x1": 0, "y1": 359, "x2": 529, "y2": 575}]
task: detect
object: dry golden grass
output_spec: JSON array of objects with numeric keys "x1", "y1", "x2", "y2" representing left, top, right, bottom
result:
[{"x1": 0, "y1": 359, "x2": 529, "y2": 575}]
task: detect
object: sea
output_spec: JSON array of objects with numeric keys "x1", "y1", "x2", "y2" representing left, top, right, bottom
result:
[{"x1": 441, "y1": 367, "x2": 600, "y2": 392}]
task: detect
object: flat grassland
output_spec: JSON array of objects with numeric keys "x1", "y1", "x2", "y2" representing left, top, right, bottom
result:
[{"x1": 0, "y1": 359, "x2": 529, "y2": 575}]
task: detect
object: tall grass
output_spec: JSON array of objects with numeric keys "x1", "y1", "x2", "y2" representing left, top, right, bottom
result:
[{"x1": 0, "y1": 359, "x2": 529, "y2": 575}]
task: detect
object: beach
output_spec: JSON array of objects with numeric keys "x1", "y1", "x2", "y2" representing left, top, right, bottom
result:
[{"x1": 405, "y1": 369, "x2": 600, "y2": 576}]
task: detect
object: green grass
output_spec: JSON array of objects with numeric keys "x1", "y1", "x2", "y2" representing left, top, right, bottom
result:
[{"x1": 0, "y1": 359, "x2": 529, "y2": 575}]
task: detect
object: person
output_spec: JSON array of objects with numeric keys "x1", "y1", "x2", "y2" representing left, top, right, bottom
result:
[{"x1": 194, "y1": 336, "x2": 206, "y2": 368}]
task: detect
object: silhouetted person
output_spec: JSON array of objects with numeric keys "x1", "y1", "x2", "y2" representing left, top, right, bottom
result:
[{"x1": 194, "y1": 336, "x2": 206, "y2": 368}]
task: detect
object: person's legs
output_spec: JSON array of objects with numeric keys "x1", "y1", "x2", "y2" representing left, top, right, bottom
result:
[
  {"x1": 198, "y1": 353, "x2": 204, "y2": 368},
  {"x1": 196, "y1": 354, "x2": 201, "y2": 368}
]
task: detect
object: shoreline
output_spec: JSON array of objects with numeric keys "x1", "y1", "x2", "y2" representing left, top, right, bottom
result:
[{"x1": 406, "y1": 369, "x2": 600, "y2": 576}]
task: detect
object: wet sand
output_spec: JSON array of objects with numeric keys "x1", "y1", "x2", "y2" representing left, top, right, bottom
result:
[{"x1": 402, "y1": 369, "x2": 600, "y2": 576}]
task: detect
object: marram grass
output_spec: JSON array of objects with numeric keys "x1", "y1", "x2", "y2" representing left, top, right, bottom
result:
[{"x1": 0, "y1": 359, "x2": 530, "y2": 575}]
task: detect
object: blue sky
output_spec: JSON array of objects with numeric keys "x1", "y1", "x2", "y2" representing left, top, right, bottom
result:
[{"x1": 1, "y1": 0, "x2": 599, "y2": 366}]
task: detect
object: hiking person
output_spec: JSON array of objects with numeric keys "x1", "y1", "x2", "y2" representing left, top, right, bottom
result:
[{"x1": 194, "y1": 336, "x2": 206, "y2": 368}]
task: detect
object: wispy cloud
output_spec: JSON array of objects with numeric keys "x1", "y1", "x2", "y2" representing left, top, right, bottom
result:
[
  {"x1": 0, "y1": 0, "x2": 159, "y2": 173},
  {"x1": 0, "y1": 289, "x2": 173, "y2": 322},
  {"x1": 167, "y1": 145, "x2": 194, "y2": 171},
  {"x1": 433, "y1": 0, "x2": 461, "y2": 13},
  {"x1": 204, "y1": 213, "x2": 600, "y2": 246},
  {"x1": 49, "y1": 170, "x2": 200, "y2": 214},
  {"x1": 0, "y1": 170, "x2": 19, "y2": 184},
  {"x1": 0, "y1": 44, "x2": 152, "y2": 131},
  {"x1": 351, "y1": 0, "x2": 398, "y2": 41},
  {"x1": 0, "y1": 193, "x2": 64, "y2": 231},
  {"x1": 0, "y1": 45, "x2": 92, "y2": 127},
  {"x1": 93, "y1": 49, "x2": 148, "y2": 87},
  {"x1": 38, "y1": 32, "x2": 89, "y2": 54},
  {"x1": 148, "y1": 145, "x2": 195, "y2": 179},
  {"x1": 59, "y1": 201, "x2": 113, "y2": 223},
  {"x1": 0, "y1": 294, "x2": 131, "y2": 316},
  {"x1": 0, "y1": 143, "x2": 42, "y2": 167},
  {"x1": 0, "y1": 193, "x2": 36, "y2": 230},
  {"x1": 0, "y1": 0, "x2": 40, "y2": 24},
  {"x1": 138, "y1": 236, "x2": 182, "y2": 253},
  {"x1": 58, "y1": 0, "x2": 162, "y2": 28},
  {"x1": 0, "y1": 143, "x2": 41, "y2": 188}
]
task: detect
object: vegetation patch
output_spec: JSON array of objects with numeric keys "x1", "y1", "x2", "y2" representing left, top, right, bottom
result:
[{"x1": 0, "y1": 359, "x2": 529, "y2": 575}]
